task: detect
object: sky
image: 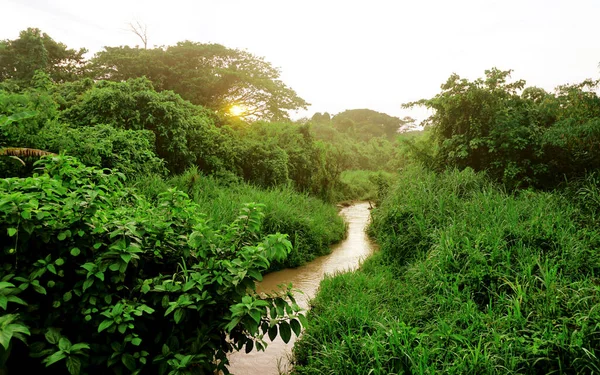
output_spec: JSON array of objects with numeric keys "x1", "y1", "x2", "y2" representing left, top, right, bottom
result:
[{"x1": 3, "y1": 0, "x2": 600, "y2": 123}]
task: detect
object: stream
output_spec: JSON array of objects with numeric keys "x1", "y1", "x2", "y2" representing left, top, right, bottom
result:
[{"x1": 227, "y1": 201, "x2": 377, "y2": 374}]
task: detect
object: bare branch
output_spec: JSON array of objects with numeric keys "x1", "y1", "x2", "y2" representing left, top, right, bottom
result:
[{"x1": 128, "y1": 20, "x2": 148, "y2": 49}]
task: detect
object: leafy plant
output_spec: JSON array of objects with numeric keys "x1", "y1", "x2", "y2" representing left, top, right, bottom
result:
[{"x1": 0, "y1": 155, "x2": 305, "y2": 374}]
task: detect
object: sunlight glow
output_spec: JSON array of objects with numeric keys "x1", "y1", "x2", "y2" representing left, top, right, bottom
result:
[{"x1": 229, "y1": 104, "x2": 247, "y2": 117}]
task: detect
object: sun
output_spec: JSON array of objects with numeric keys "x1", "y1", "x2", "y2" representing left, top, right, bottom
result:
[{"x1": 229, "y1": 104, "x2": 247, "y2": 117}]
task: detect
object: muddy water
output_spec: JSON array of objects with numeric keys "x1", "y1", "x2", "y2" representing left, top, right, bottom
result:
[{"x1": 227, "y1": 202, "x2": 377, "y2": 374}]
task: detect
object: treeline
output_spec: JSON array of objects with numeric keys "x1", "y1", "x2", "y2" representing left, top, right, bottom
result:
[{"x1": 0, "y1": 28, "x2": 405, "y2": 201}]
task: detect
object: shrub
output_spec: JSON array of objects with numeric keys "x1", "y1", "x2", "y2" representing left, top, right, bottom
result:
[{"x1": 0, "y1": 156, "x2": 305, "y2": 374}]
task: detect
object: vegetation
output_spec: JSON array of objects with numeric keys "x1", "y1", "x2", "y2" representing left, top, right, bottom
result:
[
  {"x1": 0, "y1": 156, "x2": 306, "y2": 374},
  {"x1": 294, "y1": 68, "x2": 600, "y2": 374},
  {"x1": 294, "y1": 167, "x2": 600, "y2": 374},
  {"x1": 404, "y1": 68, "x2": 600, "y2": 189},
  {"x1": 0, "y1": 27, "x2": 390, "y2": 374},
  {"x1": 5, "y1": 22, "x2": 600, "y2": 375},
  {"x1": 134, "y1": 168, "x2": 346, "y2": 270}
]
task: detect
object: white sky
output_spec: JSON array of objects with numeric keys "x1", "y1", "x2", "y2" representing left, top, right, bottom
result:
[{"x1": 3, "y1": 0, "x2": 600, "y2": 122}]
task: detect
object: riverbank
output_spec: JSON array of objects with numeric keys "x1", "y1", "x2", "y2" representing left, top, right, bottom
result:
[
  {"x1": 293, "y1": 166, "x2": 600, "y2": 374},
  {"x1": 133, "y1": 168, "x2": 347, "y2": 269},
  {"x1": 227, "y1": 202, "x2": 377, "y2": 374}
]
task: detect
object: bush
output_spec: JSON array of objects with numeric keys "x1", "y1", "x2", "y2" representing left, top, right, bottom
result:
[{"x1": 0, "y1": 156, "x2": 305, "y2": 374}]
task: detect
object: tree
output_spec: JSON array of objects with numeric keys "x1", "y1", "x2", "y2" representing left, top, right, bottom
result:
[
  {"x1": 0, "y1": 28, "x2": 87, "y2": 85},
  {"x1": 91, "y1": 42, "x2": 308, "y2": 121},
  {"x1": 332, "y1": 109, "x2": 410, "y2": 140}
]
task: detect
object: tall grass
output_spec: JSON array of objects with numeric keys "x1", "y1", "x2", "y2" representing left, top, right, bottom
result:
[
  {"x1": 133, "y1": 167, "x2": 346, "y2": 269},
  {"x1": 293, "y1": 166, "x2": 600, "y2": 374}
]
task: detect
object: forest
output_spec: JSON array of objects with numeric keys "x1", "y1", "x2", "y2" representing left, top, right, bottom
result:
[{"x1": 1, "y1": 26, "x2": 600, "y2": 375}]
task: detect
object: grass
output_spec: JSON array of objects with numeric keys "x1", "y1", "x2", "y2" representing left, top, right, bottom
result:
[
  {"x1": 293, "y1": 166, "x2": 600, "y2": 374},
  {"x1": 132, "y1": 167, "x2": 347, "y2": 269}
]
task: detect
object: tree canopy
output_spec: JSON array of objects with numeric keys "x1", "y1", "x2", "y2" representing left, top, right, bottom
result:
[
  {"x1": 0, "y1": 28, "x2": 87, "y2": 85},
  {"x1": 91, "y1": 42, "x2": 308, "y2": 121}
]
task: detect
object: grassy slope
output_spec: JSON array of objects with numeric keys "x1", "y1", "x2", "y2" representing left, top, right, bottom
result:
[
  {"x1": 293, "y1": 166, "x2": 600, "y2": 374},
  {"x1": 134, "y1": 168, "x2": 346, "y2": 269}
]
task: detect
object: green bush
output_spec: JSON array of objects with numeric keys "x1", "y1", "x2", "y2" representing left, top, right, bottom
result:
[{"x1": 0, "y1": 156, "x2": 305, "y2": 374}]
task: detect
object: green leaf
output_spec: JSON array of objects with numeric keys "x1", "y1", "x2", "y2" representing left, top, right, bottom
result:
[
  {"x1": 45, "y1": 328, "x2": 61, "y2": 345},
  {"x1": 7, "y1": 228, "x2": 17, "y2": 237},
  {"x1": 98, "y1": 320, "x2": 113, "y2": 333},
  {"x1": 0, "y1": 282, "x2": 15, "y2": 289},
  {"x1": 21, "y1": 210, "x2": 31, "y2": 220},
  {"x1": 47, "y1": 264, "x2": 57, "y2": 274},
  {"x1": 0, "y1": 328, "x2": 13, "y2": 351},
  {"x1": 55, "y1": 258, "x2": 65, "y2": 266},
  {"x1": 57, "y1": 232, "x2": 67, "y2": 241},
  {"x1": 268, "y1": 325, "x2": 278, "y2": 341},
  {"x1": 43, "y1": 351, "x2": 67, "y2": 367},
  {"x1": 0, "y1": 295, "x2": 7, "y2": 310},
  {"x1": 70, "y1": 248, "x2": 81, "y2": 256},
  {"x1": 32, "y1": 283, "x2": 47, "y2": 295},
  {"x1": 279, "y1": 321, "x2": 291, "y2": 344},
  {"x1": 121, "y1": 353, "x2": 136, "y2": 371},
  {"x1": 245, "y1": 339, "x2": 254, "y2": 353},
  {"x1": 70, "y1": 343, "x2": 90, "y2": 352},
  {"x1": 131, "y1": 337, "x2": 142, "y2": 346},
  {"x1": 297, "y1": 313, "x2": 308, "y2": 328},
  {"x1": 58, "y1": 337, "x2": 71, "y2": 351},
  {"x1": 290, "y1": 319, "x2": 302, "y2": 337},
  {"x1": 248, "y1": 309, "x2": 262, "y2": 324},
  {"x1": 63, "y1": 291, "x2": 72, "y2": 302},
  {"x1": 82, "y1": 278, "x2": 93, "y2": 292},
  {"x1": 66, "y1": 356, "x2": 81, "y2": 375},
  {"x1": 174, "y1": 309, "x2": 184, "y2": 324}
]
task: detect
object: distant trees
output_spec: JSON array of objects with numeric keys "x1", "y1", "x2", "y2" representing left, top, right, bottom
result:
[{"x1": 311, "y1": 109, "x2": 413, "y2": 141}]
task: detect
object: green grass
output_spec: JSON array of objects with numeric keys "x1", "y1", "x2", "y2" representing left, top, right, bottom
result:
[
  {"x1": 293, "y1": 166, "x2": 600, "y2": 374},
  {"x1": 133, "y1": 167, "x2": 346, "y2": 269}
]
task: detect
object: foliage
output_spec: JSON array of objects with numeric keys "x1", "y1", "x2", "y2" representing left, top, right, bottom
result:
[
  {"x1": 0, "y1": 28, "x2": 87, "y2": 85},
  {"x1": 406, "y1": 68, "x2": 600, "y2": 189},
  {"x1": 59, "y1": 77, "x2": 221, "y2": 174},
  {"x1": 133, "y1": 167, "x2": 347, "y2": 270},
  {"x1": 0, "y1": 156, "x2": 306, "y2": 374},
  {"x1": 329, "y1": 109, "x2": 413, "y2": 140},
  {"x1": 38, "y1": 123, "x2": 166, "y2": 177},
  {"x1": 295, "y1": 166, "x2": 600, "y2": 374},
  {"x1": 91, "y1": 43, "x2": 308, "y2": 121},
  {"x1": 335, "y1": 170, "x2": 395, "y2": 203}
]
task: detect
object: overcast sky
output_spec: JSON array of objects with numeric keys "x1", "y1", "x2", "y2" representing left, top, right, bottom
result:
[{"x1": 3, "y1": 0, "x2": 600, "y2": 122}]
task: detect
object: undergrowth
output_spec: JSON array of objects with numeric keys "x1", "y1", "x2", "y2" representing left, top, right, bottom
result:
[
  {"x1": 134, "y1": 167, "x2": 347, "y2": 270},
  {"x1": 293, "y1": 166, "x2": 600, "y2": 374}
]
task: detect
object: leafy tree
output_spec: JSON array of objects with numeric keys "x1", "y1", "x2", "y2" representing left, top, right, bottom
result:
[
  {"x1": 406, "y1": 68, "x2": 600, "y2": 188},
  {"x1": 0, "y1": 28, "x2": 87, "y2": 85},
  {"x1": 91, "y1": 42, "x2": 308, "y2": 121},
  {"x1": 60, "y1": 77, "x2": 220, "y2": 174}
]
